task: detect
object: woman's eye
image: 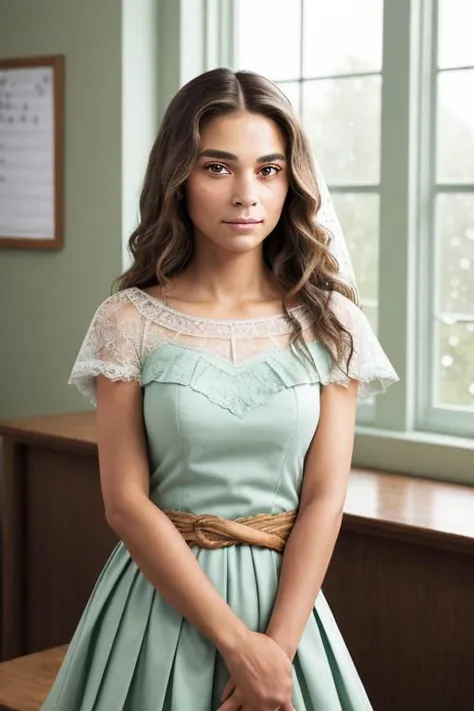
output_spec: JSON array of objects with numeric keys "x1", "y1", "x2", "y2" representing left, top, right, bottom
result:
[
  {"x1": 259, "y1": 165, "x2": 280, "y2": 178},
  {"x1": 205, "y1": 163, "x2": 230, "y2": 175}
]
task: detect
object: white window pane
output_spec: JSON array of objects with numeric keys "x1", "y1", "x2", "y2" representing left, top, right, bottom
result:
[
  {"x1": 303, "y1": 0, "x2": 383, "y2": 78},
  {"x1": 435, "y1": 320, "x2": 474, "y2": 408},
  {"x1": 302, "y1": 76, "x2": 381, "y2": 184},
  {"x1": 277, "y1": 82, "x2": 301, "y2": 116},
  {"x1": 437, "y1": 70, "x2": 474, "y2": 183},
  {"x1": 235, "y1": 0, "x2": 301, "y2": 81},
  {"x1": 438, "y1": 0, "x2": 474, "y2": 70},
  {"x1": 331, "y1": 193, "x2": 379, "y2": 313},
  {"x1": 436, "y1": 194, "x2": 474, "y2": 315}
]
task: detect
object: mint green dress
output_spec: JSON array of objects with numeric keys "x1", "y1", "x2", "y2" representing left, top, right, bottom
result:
[{"x1": 41, "y1": 287, "x2": 398, "y2": 711}]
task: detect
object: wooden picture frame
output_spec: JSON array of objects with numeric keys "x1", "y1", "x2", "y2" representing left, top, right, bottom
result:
[{"x1": 0, "y1": 54, "x2": 65, "y2": 250}]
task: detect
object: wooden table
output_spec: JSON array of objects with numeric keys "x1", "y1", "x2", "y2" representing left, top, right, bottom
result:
[
  {"x1": 1, "y1": 411, "x2": 474, "y2": 711},
  {"x1": 0, "y1": 646, "x2": 66, "y2": 711}
]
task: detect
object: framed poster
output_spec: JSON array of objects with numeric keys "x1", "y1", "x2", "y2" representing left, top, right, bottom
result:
[{"x1": 0, "y1": 55, "x2": 65, "y2": 249}]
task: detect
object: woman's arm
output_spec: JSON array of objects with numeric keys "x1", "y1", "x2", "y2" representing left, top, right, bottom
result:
[
  {"x1": 264, "y1": 379, "x2": 359, "y2": 660},
  {"x1": 96, "y1": 374, "x2": 250, "y2": 655}
]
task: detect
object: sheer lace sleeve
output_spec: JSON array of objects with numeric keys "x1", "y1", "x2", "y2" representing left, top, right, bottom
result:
[
  {"x1": 329, "y1": 292, "x2": 399, "y2": 399},
  {"x1": 68, "y1": 292, "x2": 144, "y2": 405}
]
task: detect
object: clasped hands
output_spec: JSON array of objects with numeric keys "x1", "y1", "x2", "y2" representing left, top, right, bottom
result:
[{"x1": 216, "y1": 631, "x2": 296, "y2": 711}]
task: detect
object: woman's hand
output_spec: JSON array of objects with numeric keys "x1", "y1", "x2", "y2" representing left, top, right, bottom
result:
[
  {"x1": 219, "y1": 678, "x2": 295, "y2": 711},
  {"x1": 217, "y1": 631, "x2": 294, "y2": 710}
]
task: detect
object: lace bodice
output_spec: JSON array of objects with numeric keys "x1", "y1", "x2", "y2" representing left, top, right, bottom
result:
[{"x1": 68, "y1": 287, "x2": 399, "y2": 411}]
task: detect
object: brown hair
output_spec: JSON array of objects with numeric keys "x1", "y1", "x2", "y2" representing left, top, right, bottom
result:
[{"x1": 115, "y1": 68, "x2": 357, "y2": 371}]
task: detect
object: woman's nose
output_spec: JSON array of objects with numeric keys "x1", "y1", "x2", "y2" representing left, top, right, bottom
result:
[
  {"x1": 231, "y1": 175, "x2": 258, "y2": 208},
  {"x1": 233, "y1": 195, "x2": 258, "y2": 207}
]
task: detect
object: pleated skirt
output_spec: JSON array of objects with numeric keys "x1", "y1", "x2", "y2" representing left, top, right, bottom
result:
[{"x1": 41, "y1": 542, "x2": 372, "y2": 710}]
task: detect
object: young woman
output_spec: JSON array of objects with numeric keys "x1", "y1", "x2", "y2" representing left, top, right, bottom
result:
[{"x1": 42, "y1": 68, "x2": 398, "y2": 711}]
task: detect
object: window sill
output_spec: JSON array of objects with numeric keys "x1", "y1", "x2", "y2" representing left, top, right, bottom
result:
[
  {"x1": 354, "y1": 426, "x2": 474, "y2": 486},
  {"x1": 345, "y1": 467, "x2": 474, "y2": 555}
]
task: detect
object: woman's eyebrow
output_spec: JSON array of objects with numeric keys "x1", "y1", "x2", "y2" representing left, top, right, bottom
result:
[
  {"x1": 257, "y1": 152, "x2": 286, "y2": 164},
  {"x1": 198, "y1": 149, "x2": 286, "y2": 163}
]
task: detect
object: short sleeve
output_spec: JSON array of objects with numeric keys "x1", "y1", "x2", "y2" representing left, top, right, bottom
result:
[
  {"x1": 329, "y1": 292, "x2": 399, "y2": 399},
  {"x1": 68, "y1": 292, "x2": 144, "y2": 405}
]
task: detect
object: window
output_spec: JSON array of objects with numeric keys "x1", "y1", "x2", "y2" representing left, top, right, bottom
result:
[
  {"x1": 235, "y1": 0, "x2": 383, "y2": 337},
  {"x1": 234, "y1": 0, "x2": 474, "y2": 445},
  {"x1": 421, "y1": 0, "x2": 474, "y2": 436}
]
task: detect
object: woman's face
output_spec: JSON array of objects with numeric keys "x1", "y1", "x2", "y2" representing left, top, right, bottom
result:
[{"x1": 185, "y1": 110, "x2": 289, "y2": 254}]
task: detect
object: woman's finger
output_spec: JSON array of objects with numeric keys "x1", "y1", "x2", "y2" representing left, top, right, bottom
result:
[
  {"x1": 216, "y1": 688, "x2": 242, "y2": 711},
  {"x1": 220, "y1": 677, "x2": 236, "y2": 702}
]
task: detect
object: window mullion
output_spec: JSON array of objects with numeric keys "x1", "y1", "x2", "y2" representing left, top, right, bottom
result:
[
  {"x1": 156, "y1": 0, "x2": 182, "y2": 119},
  {"x1": 156, "y1": 0, "x2": 235, "y2": 122},
  {"x1": 208, "y1": 0, "x2": 236, "y2": 69},
  {"x1": 375, "y1": 0, "x2": 418, "y2": 431},
  {"x1": 417, "y1": 0, "x2": 439, "y2": 430}
]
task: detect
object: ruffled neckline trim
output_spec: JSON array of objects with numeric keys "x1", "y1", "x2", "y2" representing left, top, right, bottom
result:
[
  {"x1": 129, "y1": 287, "x2": 309, "y2": 325},
  {"x1": 126, "y1": 287, "x2": 315, "y2": 339}
]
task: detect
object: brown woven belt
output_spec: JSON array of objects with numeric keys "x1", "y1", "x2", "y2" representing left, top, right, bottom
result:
[{"x1": 165, "y1": 510, "x2": 298, "y2": 552}]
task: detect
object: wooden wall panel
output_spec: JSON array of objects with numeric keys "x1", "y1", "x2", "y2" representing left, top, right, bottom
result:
[{"x1": 324, "y1": 529, "x2": 474, "y2": 711}]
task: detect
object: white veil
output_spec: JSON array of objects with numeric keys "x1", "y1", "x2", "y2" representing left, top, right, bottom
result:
[{"x1": 314, "y1": 164, "x2": 358, "y2": 296}]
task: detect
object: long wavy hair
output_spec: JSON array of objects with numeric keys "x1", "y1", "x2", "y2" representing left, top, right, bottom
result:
[{"x1": 115, "y1": 68, "x2": 357, "y2": 371}]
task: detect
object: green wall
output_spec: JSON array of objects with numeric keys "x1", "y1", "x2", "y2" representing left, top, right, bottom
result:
[{"x1": 0, "y1": 0, "x2": 160, "y2": 419}]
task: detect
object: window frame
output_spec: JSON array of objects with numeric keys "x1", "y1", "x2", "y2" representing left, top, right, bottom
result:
[
  {"x1": 416, "y1": 0, "x2": 474, "y2": 438},
  {"x1": 164, "y1": 0, "x2": 474, "y2": 483}
]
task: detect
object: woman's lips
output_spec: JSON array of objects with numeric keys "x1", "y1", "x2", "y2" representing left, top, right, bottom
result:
[
  {"x1": 223, "y1": 218, "x2": 263, "y2": 224},
  {"x1": 222, "y1": 218, "x2": 263, "y2": 231}
]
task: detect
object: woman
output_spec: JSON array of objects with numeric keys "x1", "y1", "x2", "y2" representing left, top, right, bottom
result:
[{"x1": 42, "y1": 68, "x2": 398, "y2": 710}]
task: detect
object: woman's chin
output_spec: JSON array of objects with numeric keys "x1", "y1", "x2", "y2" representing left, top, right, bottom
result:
[
  {"x1": 223, "y1": 235, "x2": 264, "y2": 253},
  {"x1": 194, "y1": 227, "x2": 268, "y2": 254},
  {"x1": 223, "y1": 226, "x2": 269, "y2": 248}
]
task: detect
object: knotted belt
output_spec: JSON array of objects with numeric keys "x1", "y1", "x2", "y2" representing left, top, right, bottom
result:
[{"x1": 165, "y1": 510, "x2": 298, "y2": 552}]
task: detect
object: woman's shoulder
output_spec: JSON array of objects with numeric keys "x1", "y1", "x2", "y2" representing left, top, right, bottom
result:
[
  {"x1": 69, "y1": 289, "x2": 149, "y2": 405},
  {"x1": 91, "y1": 287, "x2": 162, "y2": 328},
  {"x1": 326, "y1": 289, "x2": 364, "y2": 329},
  {"x1": 324, "y1": 289, "x2": 400, "y2": 397},
  {"x1": 93, "y1": 287, "x2": 141, "y2": 316}
]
